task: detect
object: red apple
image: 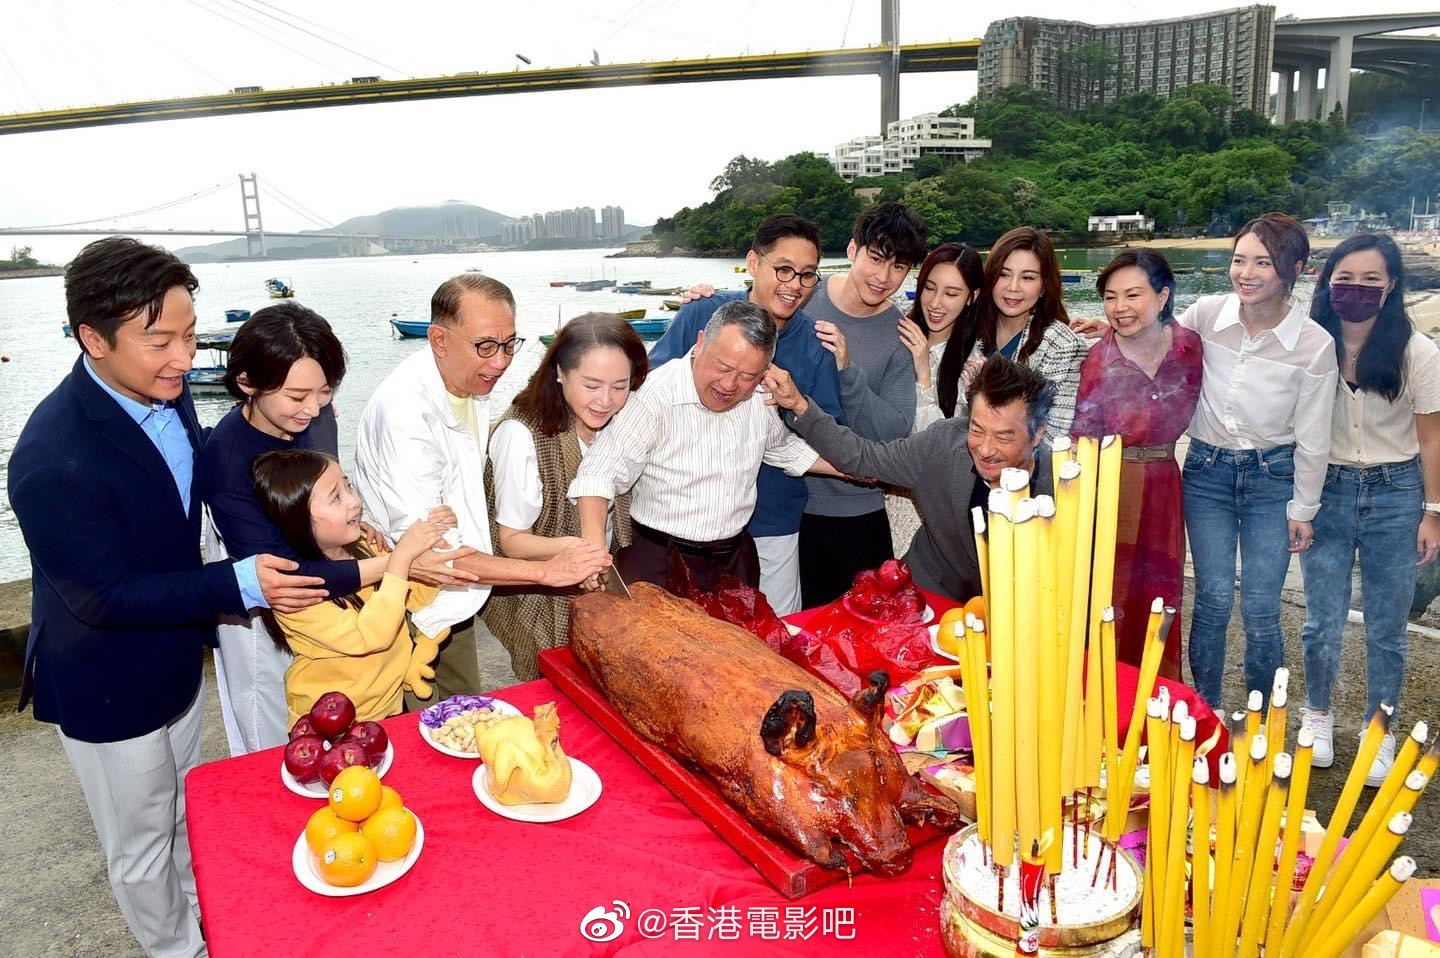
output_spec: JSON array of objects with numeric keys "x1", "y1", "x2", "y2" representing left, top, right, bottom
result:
[
  {"x1": 344, "y1": 721, "x2": 389, "y2": 765},
  {"x1": 309, "y1": 691, "x2": 356, "y2": 741},
  {"x1": 876, "y1": 559, "x2": 911, "y2": 594},
  {"x1": 283, "y1": 734, "x2": 326, "y2": 784},
  {"x1": 318, "y1": 740, "x2": 371, "y2": 787},
  {"x1": 289, "y1": 715, "x2": 319, "y2": 741},
  {"x1": 852, "y1": 568, "x2": 880, "y2": 591}
]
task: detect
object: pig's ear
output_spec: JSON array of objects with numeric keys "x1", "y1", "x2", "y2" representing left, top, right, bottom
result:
[
  {"x1": 850, "y1": 671, "x2": 890, "y2": 727},
  {"x1": 761, "y1": 690, "x2": 817, "y2": 757}
]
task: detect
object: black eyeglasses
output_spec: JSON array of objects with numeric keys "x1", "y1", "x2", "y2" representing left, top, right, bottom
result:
[
  {"x1": 758, "y1": 253, "x2": 821, "y2": 288},
  {"x1": 457, "y1": 333, "x2": 525, "y2": 358}
]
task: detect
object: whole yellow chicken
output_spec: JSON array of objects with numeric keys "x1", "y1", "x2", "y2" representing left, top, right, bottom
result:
[{"x1": 475, "y1": 702, "x2": 573, "y2": 805}]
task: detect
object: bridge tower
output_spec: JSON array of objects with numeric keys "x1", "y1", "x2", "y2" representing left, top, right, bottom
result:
[
  {"x1": 879, "y1": 0, "x2": 900, "y2": 136},
  {"x1": 239, "y1": 173, "x2": 267, "y2": 258}
]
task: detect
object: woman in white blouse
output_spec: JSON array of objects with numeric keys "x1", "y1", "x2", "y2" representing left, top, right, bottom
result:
[
  {"x1": 1298, "y1": 233, "x2": 1440, "y2": 785},
  {"x1": 1178, "y1": 212, "x2": 1338, "y2": 713},
  {"x1": 887, "y1": 243, "x2": 983, "y2": 552},
  {"x1": 482, "y1": 313, "x2": 649, "y2": 680}
]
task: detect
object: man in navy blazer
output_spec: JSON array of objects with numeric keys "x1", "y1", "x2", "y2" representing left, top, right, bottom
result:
[{"x1": 8, "y1": 237, "x2": 326, "y2": 958}]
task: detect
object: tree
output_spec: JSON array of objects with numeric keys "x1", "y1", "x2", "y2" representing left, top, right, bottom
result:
[
  {"x1": 708, "y1": 155, "x2": 770, "y2": 194},
  {"x1": 8, "y1": 244, "x2": 37, "y2": 267},
  {"x1": 912, "y1": 153, "x2": 950, "y2": 180},
  {"x1": 1332, "y1": 128, "x2": 1440, "y2": 223},
  {"x1": 1009, "y1": 177, "x2": 1038, "y2": 219}
]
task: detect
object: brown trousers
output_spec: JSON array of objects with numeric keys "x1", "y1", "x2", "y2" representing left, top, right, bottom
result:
[{"x1": 615, "y1": 530, "x2": 760, "y2": 595}]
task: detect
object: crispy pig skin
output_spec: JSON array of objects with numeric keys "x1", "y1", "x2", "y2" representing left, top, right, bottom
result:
[{"x1": 569, "y1": 582, "x2": 959, "y2": 876}]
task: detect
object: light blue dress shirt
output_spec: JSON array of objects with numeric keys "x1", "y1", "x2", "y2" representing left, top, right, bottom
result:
[{"x1": 82, "y1": 357, "x2": 267, "y2": 609}]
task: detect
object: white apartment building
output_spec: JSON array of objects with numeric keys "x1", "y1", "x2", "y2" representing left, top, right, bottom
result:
[{"x1": 829, "y1": 113, "x2": 992, "y2": 181}]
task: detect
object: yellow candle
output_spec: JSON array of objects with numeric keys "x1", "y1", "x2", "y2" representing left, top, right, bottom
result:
[
  {"x1": 1190, "y1": 756, "x2": 1213, "y2": 958},
  {"x1": 1223, "y1": 733, "x2": 1269, "y2": 951},
  {"x1": 1100, "y1": 607, "x2": 1120, "y2": 847},
  {"x1": 1069, "y1": 438, "x2": 1100, "y2": 791},
  {"x1": 1266, "y1": 668, "x2": 1290, "y2": 767},
  {"x1": 1012, "y1": 499, "x2": 1041, "y2": 861},
  {"x1": 1211, "y1": 753, "x2": 1238, "y2": 958},
  {"x1": 1033, "y1": 496, "x2": 1063, "y2": 874},
  {"x1": 1160, "y1": 715, "x2": 1196, "y2": 956},
  {"x1": 1000, "y1": 465, "x2": 1031, "y2": 508},
  {"x1": 1414, "y1": 737, "x2": 1440, "y2": 784},
  {"x1": 971, "y1": 506, "x2": 990, "y2": 606},
  {"x1": 1306, "y1": 719, "x2": 1428, "y2": 940},
  {"x1": 1238, "y1": 753, "x2": 1292, "y2": 958},
  {"x1": 1308, "y1": 857, "x2": 1415, "y2": 958},
  {"x1": 1052, "y1": 456, "x2": 1080, "y2": 798},
  {"x1": 1267, "y1": 728, "x2": 1315, "y2": 957},
  {"x1": 1088, "y1": 437, "x2": 1121, "y2": 785},
  {"x1": 986, "y1": 489, "x2": 1018, "y2": 870},
  {"x1": 1143, "y1": 695, "x2": 1169, "y2": 951},
  {"x1": 1235, "y1": 690, "x2": 1263, "y2": 812},
  {"x1": 1104, "y1": 598, "x2": 1169, "y2": 842},
  {"x1": 1278, "y1": 704, "x2": 1395, "y2": 958},
  {"x1": 965, "y1": 617, "x2": 992, "y2": 854},
  {"x1": 1304, "y1": 812, "x2": 1413, "y2": 951}
]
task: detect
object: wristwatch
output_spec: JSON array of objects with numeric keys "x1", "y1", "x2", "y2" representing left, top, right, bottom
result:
[{"x1": 1425, "y1": 501, "x2": 1440, "y2": 517}]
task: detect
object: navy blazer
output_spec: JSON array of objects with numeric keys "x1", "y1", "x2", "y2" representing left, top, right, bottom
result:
[{"x1": 9, "y1": 356, "x2": 247, "y2": 743}]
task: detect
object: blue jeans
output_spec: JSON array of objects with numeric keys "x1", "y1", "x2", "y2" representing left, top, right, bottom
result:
[
  {"x1": 1183, "y1": 439, "x2": 1296, "y2": 709},
  {"x1": 1299, "y1": 458, "x2": 1421, "y2": 724}
]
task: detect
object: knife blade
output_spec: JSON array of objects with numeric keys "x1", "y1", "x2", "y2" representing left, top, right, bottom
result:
[{"x1": 601, "y1": 565, "x2": 631, "y2": 599}]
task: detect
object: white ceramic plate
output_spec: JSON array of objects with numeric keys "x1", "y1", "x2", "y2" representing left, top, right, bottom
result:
[
  {"x1": 416, "y1": 697, "x2": 523, "y2": 759},
  {"x1": 921, "y1": 604, "x2": 936, "y2": 625},
  {"x1": 281, "y1": 740, "x2": 394, "y2": 800},
  {"x1": 927, "y1": 623, "x2": 960, "y2": 662},
  {"x1": 291, "y1": 814, "x2": 424, "y2": 897},
  {"x1": 471, "y1": 758, "x2": 602, "y2": 823}
]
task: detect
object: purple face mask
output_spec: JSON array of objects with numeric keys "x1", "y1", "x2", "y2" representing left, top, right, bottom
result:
[{"x1": 1329, "y1": 283, "x2": 1386, "y2": 323}]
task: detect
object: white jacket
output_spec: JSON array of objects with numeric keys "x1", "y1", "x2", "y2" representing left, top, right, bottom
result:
[{"x1": 354, "y1": 348, "x2": 493, "y2": 637}]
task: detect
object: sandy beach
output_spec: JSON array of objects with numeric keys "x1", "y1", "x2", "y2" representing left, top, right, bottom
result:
[{"x1": 1410, "y1": 290, "x2": 1440, "y2": 333}]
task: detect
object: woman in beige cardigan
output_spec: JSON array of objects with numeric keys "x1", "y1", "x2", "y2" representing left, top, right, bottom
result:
[{"x1": 483, "y1": 313, "x2": 649, "y2": 680}]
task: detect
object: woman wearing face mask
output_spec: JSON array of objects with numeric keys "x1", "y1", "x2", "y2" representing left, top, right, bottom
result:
[
  {"x1": 973, "y1": 227, "x2": 1088, "y2": 436},
  {"x1": 482, "y1": 313, "x2": 649, "y2": 680},
  {"x1": 1071, "y1": 249, "x2": 1202, "y2": 679},
  {"x1": 888, "y1": 244, "x2": 983, "y2": 552},
  {"x1": 1180, "y1": 212, "x2": 1337, "y2": 713},
  {"x1": 1298, "y1": 233, "x2": 1440, "y2": 785}
]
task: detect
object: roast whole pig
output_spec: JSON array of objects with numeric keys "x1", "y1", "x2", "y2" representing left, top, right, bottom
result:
[{"x1": 569, "y1": 582, "x2": 960, "y2": 877}]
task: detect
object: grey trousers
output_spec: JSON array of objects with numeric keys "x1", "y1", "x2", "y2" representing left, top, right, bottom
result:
[{"x1": 57, "y1": 687, "x2": 207, "y2": 958}]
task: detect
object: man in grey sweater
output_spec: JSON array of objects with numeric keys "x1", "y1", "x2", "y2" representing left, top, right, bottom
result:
[
  {"x1": 800, "y1": 201, "x2": 929, "y2": 605},
  {"x1": 768, "y1": 354, "x2": 1055, "y2": 603}
]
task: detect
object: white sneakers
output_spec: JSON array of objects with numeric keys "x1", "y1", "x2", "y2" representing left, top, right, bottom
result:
[
  {"x1": 1302, "y1": 707, "x2": 1335, "y2": 768},
  {"x1": 1366, "y1": 732, "x2": 1397, "y2": 788}
]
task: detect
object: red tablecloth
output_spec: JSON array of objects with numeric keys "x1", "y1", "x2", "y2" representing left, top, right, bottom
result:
[{"x1": 186, "y1": 592, "x2": 1221, "y2": 957}]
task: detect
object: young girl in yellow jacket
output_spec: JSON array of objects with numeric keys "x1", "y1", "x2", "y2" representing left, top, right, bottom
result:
[{"x1": 252, "y1": 448, "x2": 449, "y2": 725}]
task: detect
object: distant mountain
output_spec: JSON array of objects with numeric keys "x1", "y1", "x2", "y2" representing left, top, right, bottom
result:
[{"x1": 174, "y1": 200, "x2": 514, "y2": 262}]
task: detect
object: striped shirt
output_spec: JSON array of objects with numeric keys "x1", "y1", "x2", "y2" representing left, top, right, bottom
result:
[{"x1": 567, "y1": 352, "x2": 820, "y2": 541}]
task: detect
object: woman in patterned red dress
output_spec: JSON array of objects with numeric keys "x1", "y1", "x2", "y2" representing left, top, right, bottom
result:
[{"x1": 1071, "y1": 249, "x2": 1202, "y2": 679}]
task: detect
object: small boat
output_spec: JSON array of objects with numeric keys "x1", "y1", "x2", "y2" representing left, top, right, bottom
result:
[
  {"x1": 186, "y1": 330, "x2": 235, "y2": 394},
  {"x1": 540, "y1": 316, "x2": 671, "y2": 346},
  {"x1": 390, "y1": 319, "x2": 431, "y2": 338},
  {"x1": 264, "y1": 278, "x2": 295, "y2": 298},
  {"x1": 549, "y1": 281, "x2": 576, "y2": 288},
  {"x1": 637, "y1": 286, "x2": 685, "y2": 296},
  {"x1": 574, "y1": 279, "x2": 616, "y2": 291},
  {"x1": 733, "y1": 266, "x2": 747, "y2": 274},
  {"x1": 62, "y1": 323, "x2": 71, "y2": 337},
  {"x1": 660, "y1": 299, "x2": 683, "y2": 311},
  {"x1": 818, "y1": 263, "x2": 849, "y2": 273},
  {"x1": 613, "y1": 280, "x2": 653, "y2": 294},
  {"x1": 904, "y1": 290, "x2": 916, "y2": 300},
  {"x1": 1172, "y1": 265, "x2": 1196, "y2": 275},
  {"x1": 1200, "y1": 266, "x2": 1227, "y2": 275},
  {"x1": 744, "y1": 279, "x2": 753, "y2": 288},
  {"x1": 617, "y1": 308, "x2": 646, "y2": 320},
  {"x1": 224, "y1": 308, "x2": 251, "y2": 323},
  {"x1": 465, "y1": 267, "x2": 484, "y2": 273},
  {"x1": 1060, "y1": 269, "x2": 1089, "y2": 284}
]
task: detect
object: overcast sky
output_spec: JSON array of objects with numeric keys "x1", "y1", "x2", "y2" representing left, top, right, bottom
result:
[{"x1": 2, "y1": 0, "x2": 1437, "y2": 262}]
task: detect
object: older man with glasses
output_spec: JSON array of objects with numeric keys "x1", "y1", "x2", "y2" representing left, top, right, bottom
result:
[
  {"x1": 648, "y1": 213, "x2": 841, "y2": 614},
  {"x1": 356, "y1": 274, "x2": 611, "y2": 701}
]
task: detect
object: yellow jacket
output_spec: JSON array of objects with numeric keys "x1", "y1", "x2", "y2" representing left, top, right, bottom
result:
[{"x1": 276, "y1": 571, "x2": 441, "y2": 726}]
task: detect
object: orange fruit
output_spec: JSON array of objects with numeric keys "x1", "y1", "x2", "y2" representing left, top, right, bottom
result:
[
  {"x1": 329, "y1": 765, "x2": 383, "y2": 822},
  {"x1": 361, "y1": 806, "x2": 417, "y2": 862},
  {"x1": 378, "y1": 785, "x2": 404, "y2": 811},
  {"x1": 315, "y1": 831, "x2": 377, "y2": 887},
  {"x1": 304, "y1": 806, "x2": 358, "y2": 856}
]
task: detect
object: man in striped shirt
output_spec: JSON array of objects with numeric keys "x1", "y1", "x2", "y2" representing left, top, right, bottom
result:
[{"x1": 570, "y1": 300, "x2": 845, "y2": 591}]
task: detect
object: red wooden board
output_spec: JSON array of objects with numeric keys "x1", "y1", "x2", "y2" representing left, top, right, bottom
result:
[{"x1": 538, "y1": 644, "x2": 946, "y2": 899}]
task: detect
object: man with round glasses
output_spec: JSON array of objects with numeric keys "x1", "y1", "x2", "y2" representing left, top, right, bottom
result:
[
  {"x1": 648, "y1": 213, "x2": 841, "y2": 614},
  {"x1": 356, "y1": 274, "x2": 611, "y2": 700}
]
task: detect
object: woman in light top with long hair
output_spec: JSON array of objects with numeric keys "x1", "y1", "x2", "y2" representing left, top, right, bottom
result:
[
  {"x1": 1299, "y1": 233, "x2": 1440, "y2": 785},
  {"x1": 1180, "y1": 212, "x2": 1337, "y2": 711},
  {"x1": 972, "y1": 227, "x2": 1088, "y2": 436}
]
